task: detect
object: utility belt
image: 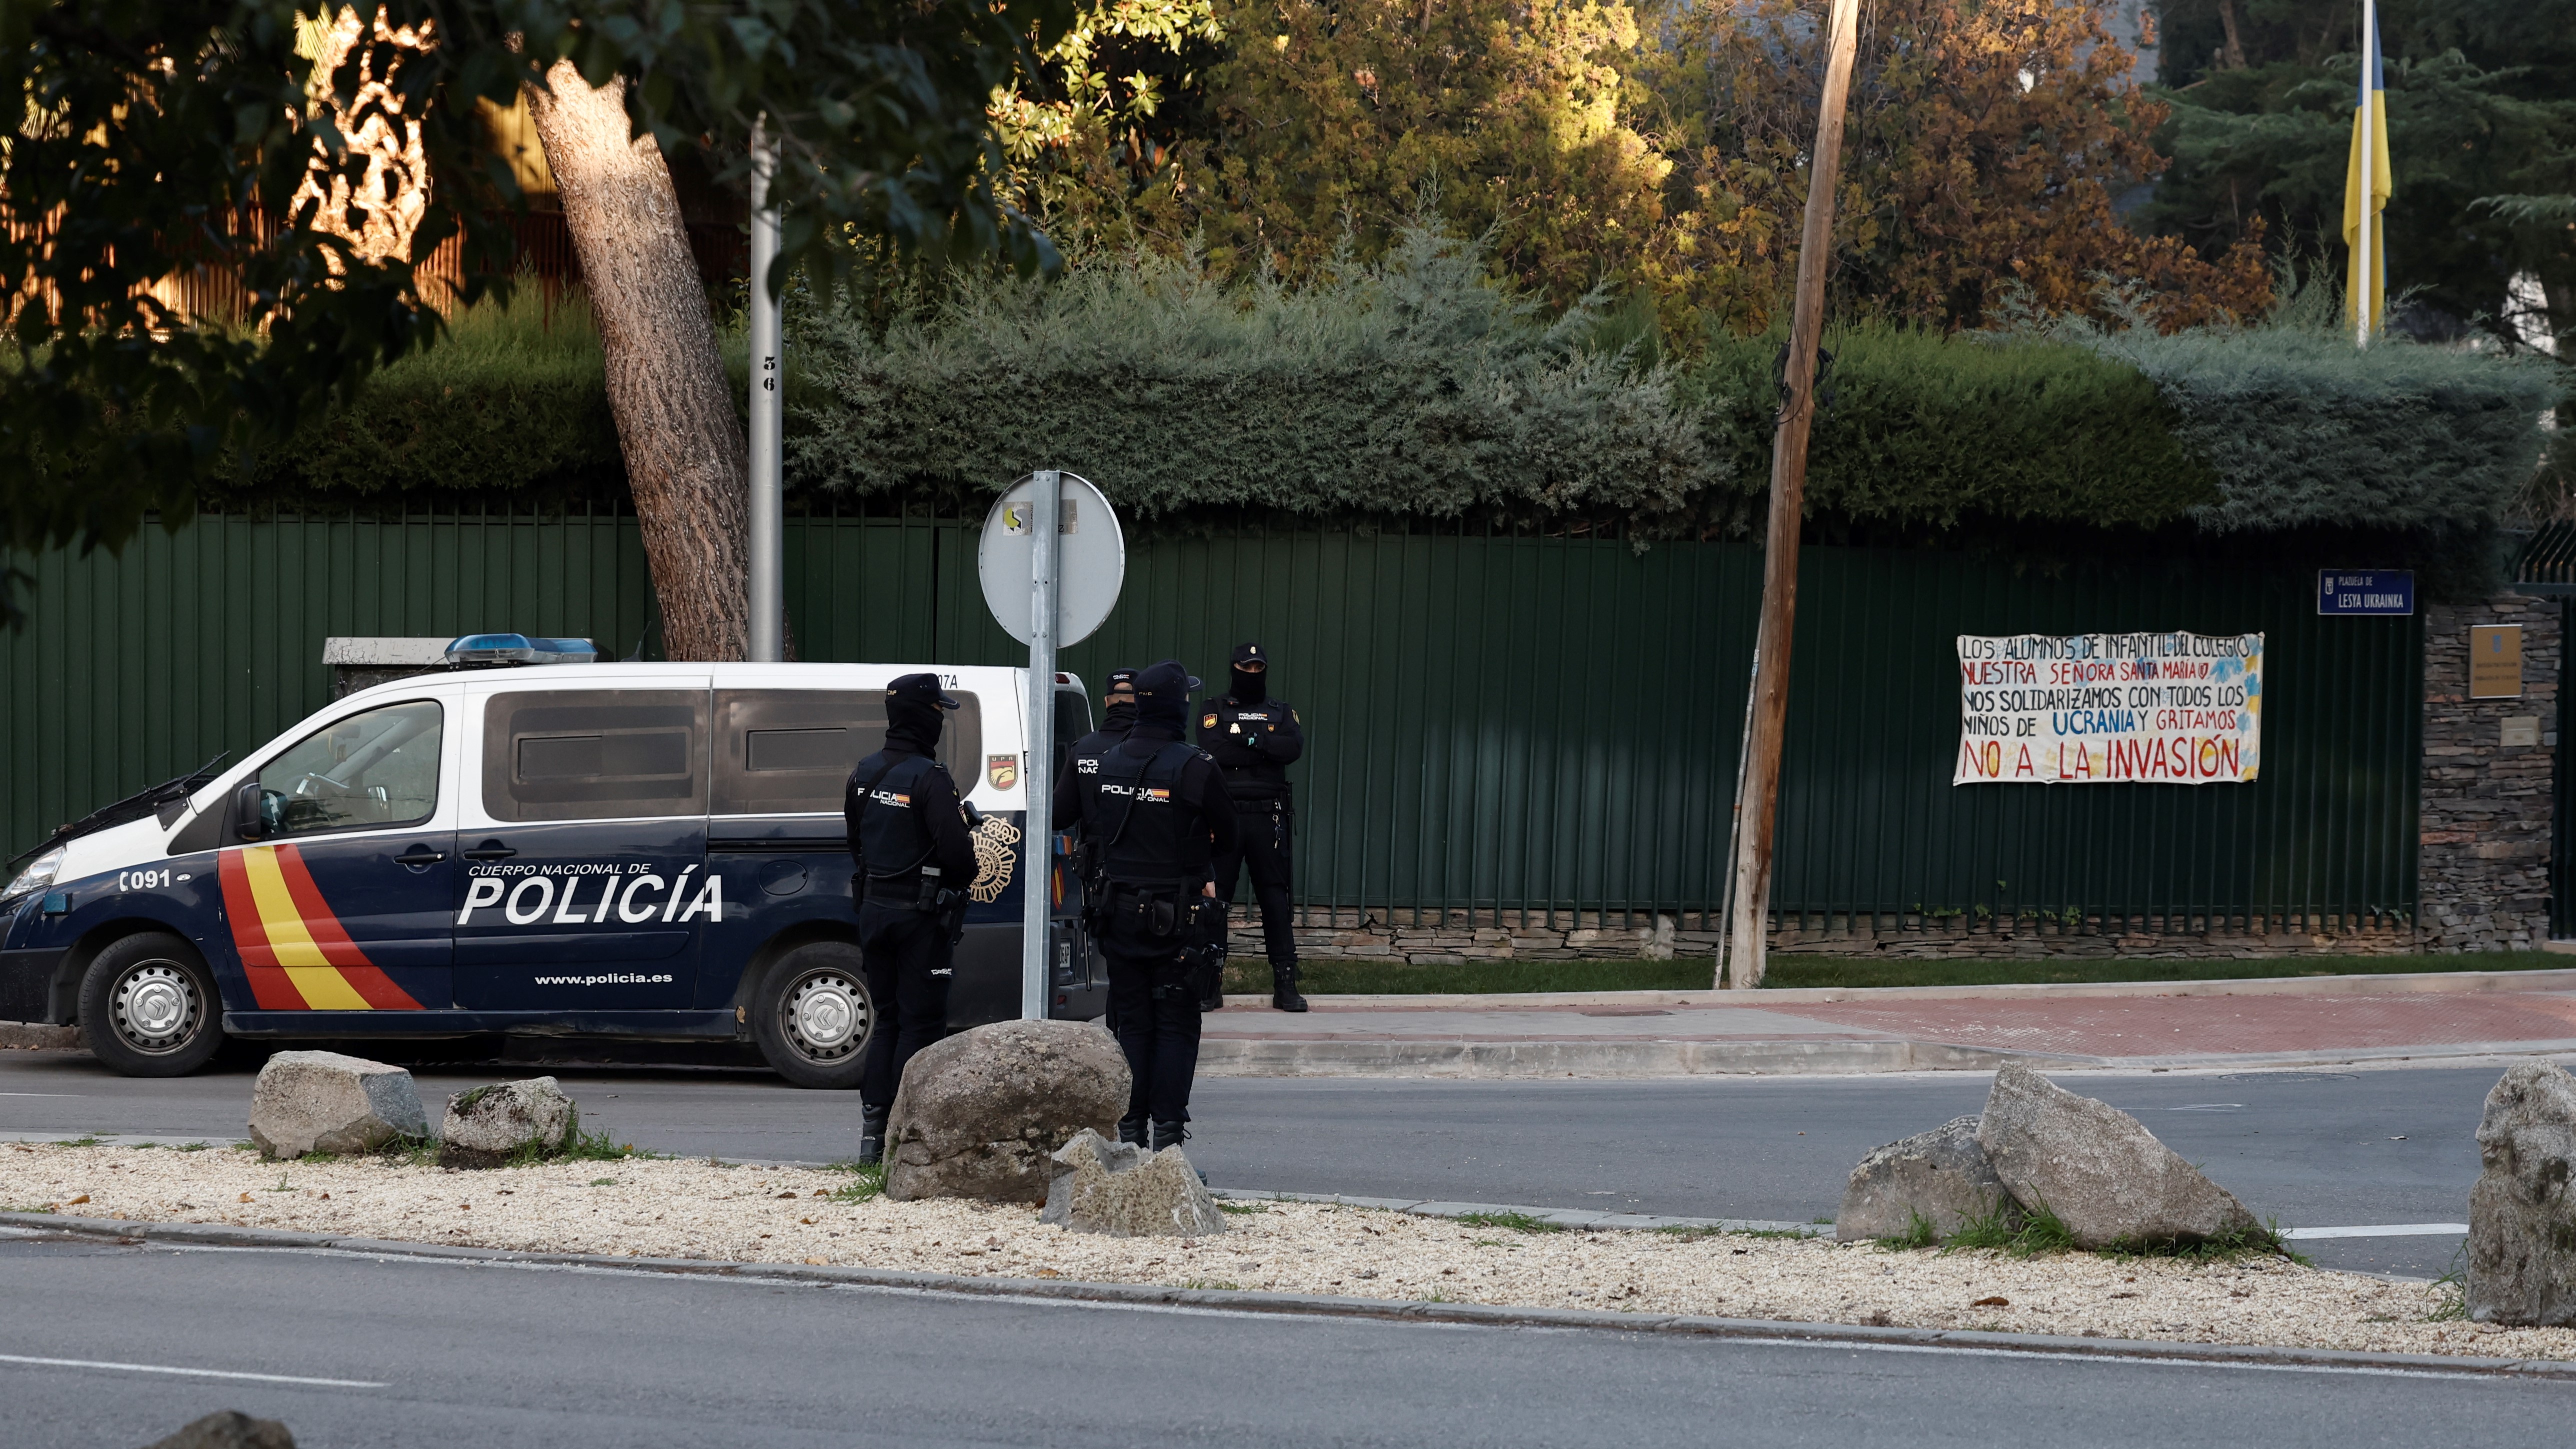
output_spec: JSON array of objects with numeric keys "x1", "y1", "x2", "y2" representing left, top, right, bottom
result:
[
  {"x1": 1220, "y1": 772, "x2": 1291, "y2": 806},
  {"x1": 852, "y1": 866, "x2": 969, "y2": 942},
  {"x1": 1098, "y1": 876, "x2": 1220, "y2": 940}
]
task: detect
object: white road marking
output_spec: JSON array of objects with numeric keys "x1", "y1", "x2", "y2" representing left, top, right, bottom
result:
[
  {"x1": 2282, "y1": 1224, "x2": 2469, "y2": 1240},
  {"x1": 0, "y1": 1093, "x2": 88, "y2": 1098},
  {"x1": 0, "y1": 1352, "x2": 384, "y2": 1388}
]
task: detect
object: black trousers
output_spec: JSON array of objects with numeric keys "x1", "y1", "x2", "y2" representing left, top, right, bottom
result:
[
  {"x1": 1211, "y1": 798, "x2": 1297, "y2": 970},
  {"x1": 1101, "y1": 912, "x2": 1200, "y2": 1124},
  {"x1": 856, "y1": 900, "x2": 953, "y2": 1110}
]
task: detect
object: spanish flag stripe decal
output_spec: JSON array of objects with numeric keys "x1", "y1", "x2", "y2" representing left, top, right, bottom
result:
[
  {"x1": 218, "y1": 850, "x2": 304, "y2": 1008},
  {"x1": 221, "y1": 845, "x2": 423, "y2": 1012},
  {"x1": 270, "y1": 844, "x2": 423, "y2": 1010}
]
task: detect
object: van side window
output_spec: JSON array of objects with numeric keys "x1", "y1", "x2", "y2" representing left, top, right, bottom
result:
[
  {"x1": 484, "y1": 690, "x2": 709, "y2": 822},
  {"x1": 713, "y1": 689, "x2": 983, "y2": 815},
  {"x1": 257, "y1": 699, "x2": 444, "y2": 837}
]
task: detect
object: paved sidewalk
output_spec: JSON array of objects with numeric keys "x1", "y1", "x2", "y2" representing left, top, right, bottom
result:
[{"x1": 1199, "y1": 969, "x2": 2576, "y2": 1078}]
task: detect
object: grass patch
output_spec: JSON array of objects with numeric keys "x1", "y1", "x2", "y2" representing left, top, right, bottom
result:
[
  {"x1": 50, "y1": 1136, "x2": 104, "y2": 1148},
  {"x1": 1178, "y1": 1278, "x2": 1243, "y2": 1291},
  {"x1": 173, "y1": 1142, "x2": 214, "y2": 1153},
  {"x1": 588, "y1": 1178, "x2": 618, "y2": 1188},
  {"x1": 2, "y1": 1204, "x2": 55, "y2": 1214},
  {"x1": 2101, "y1": 1220, "x2": 2305, "y2": 1267},
  {"x1": 826, "y1": 1160, "x2": 887, "y2": 1204},
  {"x1": 1221, "y1": 950, "x2": 2574, "y2": 996},
  {"x1": 1452, "y1": 1211, "x2": 1566, "y2": 1234},
  {"x1": 1218, "y1": 1201, "x2": 1269, "y2": 1216},
  {"x1": 1879, "y1": 1210, "x2": 1940, "y2": 1252},
  {"x1": 1941, "y1": 1201, "x2": 2075, "y2": 1257},
  {"x1": 2425, "y1": 1244, "x2": 2470, "y2": 1322},
  {"x1": 1763, "y1": 952, "x2": 2572, "y2": 992}
]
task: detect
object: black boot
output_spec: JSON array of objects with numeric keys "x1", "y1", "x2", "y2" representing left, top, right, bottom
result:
[
  {"x1": 1148, "y1": 1120, "x2": 1189, "y2": 1152},
  {"x1": 1117, "y1": 1114, "x2": 1148, "y2": 1147},
  {"x1": 857, "y1": 1103, "x2": 889, "y2": 1166},
  {"x1": 1271, "y1": 964, "x2": 1309, "y2": 1013}
]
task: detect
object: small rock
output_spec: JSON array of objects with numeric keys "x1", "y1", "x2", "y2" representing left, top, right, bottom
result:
[
  {"x1": 1836, "y1": 1116, "x2": 2009, "y2": 1242},
  {"x1": 1040, "y1": 1128, "x2": 1227, "y2": 1238},
  {"x1": 2467, "y1": 1060, "x2": 2576, "y2": 1326},
  {"x1": 247, "y1": 1051, "x2": 427, "y2": 1160},
  {"x1": 438, "y1": 1078, "x2": 579, "y2": 1169},
  {"x1": 886, "y1": 1020, "x2": 1128, "y2": 1204},
  {"x1": 1974, "y1": 1062, "x2": 2258, "y2": 1249},
  {"x1": 143, "y1": 1409, "x2": 295, "y2": 1449}
]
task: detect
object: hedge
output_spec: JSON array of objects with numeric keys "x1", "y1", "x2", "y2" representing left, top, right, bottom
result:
[{"x1": 226, "y1": 232, "x2": 2561, "y2": 558}]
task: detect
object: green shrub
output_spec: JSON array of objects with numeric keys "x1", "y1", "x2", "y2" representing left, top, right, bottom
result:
[{"x1": 215, "y1": 287, "x2": 623, "y2": 505}]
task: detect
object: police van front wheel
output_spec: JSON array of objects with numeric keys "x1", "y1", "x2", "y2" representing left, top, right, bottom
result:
[
  {"x1": 753, "y1": 944, "x2": 876, "y2": 1090},
  {"x1": 80, "y1": 933, "x2": 224, "y2": 1078}
]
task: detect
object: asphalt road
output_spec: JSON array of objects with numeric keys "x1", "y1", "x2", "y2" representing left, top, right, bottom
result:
[
  {"x1": 5, "y1": 1234, "x2": 2565, "y2": 1449},
  {"x1": 0, "y1": 1048, "x2": 2523, "y2": 1278}
]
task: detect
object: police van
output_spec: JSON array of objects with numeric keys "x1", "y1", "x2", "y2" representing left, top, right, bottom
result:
[{"x1": 0, "y1": 638, "x2": 1104, "y2": 1086}]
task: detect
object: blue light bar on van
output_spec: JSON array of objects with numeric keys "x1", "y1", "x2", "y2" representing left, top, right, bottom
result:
[{"x1": 444, "y1": 634, "x2": 600, "y2": 666}]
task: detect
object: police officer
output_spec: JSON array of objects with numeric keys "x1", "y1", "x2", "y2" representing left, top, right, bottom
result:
[
  {"x1": 1066, "y1": 667, "x2": 1138, "y2": 768},
  {"x1": 1055, "y1": 660, "x2": 1236, "y2": 1148},
  {"x1": 845, "y1": 674, "x2": 979, "y2": 1166},
  {"x1": 1198, "y1": 642, "x2": 1309, "y2": 1011}
]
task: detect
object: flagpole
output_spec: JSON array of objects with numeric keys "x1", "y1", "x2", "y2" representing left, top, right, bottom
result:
[{"x1": 2355, "y1": 0, "x2": 2375, "y2": 348}]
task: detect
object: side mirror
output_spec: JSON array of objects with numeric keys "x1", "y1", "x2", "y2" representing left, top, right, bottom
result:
[{"x1": 234, "y1": 780, "x2": 267, "y2": 842}]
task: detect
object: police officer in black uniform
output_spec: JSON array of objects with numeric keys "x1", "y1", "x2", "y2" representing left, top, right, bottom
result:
[
  {"x1": 1199, "y1": 642, "x2": 1309, "y2": 1011},
  {"x1": 1066, "y1": 668, "x2": 1138, "y2": 768},
  {"x1": 845, "y1": 674, "x2": 979, "y2": 1165},
  {"x1": 1055, "y1": 660, "x2": 1236, "y2": 1148}
]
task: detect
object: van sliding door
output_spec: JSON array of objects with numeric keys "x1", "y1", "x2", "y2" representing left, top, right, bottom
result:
[{"x1": 453, "y1": 684, "x2": 711, "y2": 1012}]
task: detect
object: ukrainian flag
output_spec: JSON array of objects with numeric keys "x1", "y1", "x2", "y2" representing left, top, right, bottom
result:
[{"x1": 2341, "y1": 8, "x2": 2391, "y2": 332}]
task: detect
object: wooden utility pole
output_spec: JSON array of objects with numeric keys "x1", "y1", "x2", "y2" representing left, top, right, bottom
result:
[{"x1": 1723, "y1": 0, "x2": 1862, "y2": 990}]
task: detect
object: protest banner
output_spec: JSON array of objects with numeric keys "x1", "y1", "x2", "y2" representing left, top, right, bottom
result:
[{"x1": 1956, "y1": 632, "x2": 2262, "y2": 784}]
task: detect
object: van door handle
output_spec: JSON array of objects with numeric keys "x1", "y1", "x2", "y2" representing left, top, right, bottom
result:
[
  {"x1": 393, "y1": 847, "x2": 448, "y2": 868},
  {"x1": 462, "y1": 841, "x2": 517, "y2": 862}
]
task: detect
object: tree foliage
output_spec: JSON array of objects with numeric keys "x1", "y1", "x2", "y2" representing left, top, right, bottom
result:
[
  {"x1": 0, "y1": 0, "x2": 1073, "y2": 623},
  {"x1": 2144, "y1": 0, "x2": 2574, "y2": 350}
]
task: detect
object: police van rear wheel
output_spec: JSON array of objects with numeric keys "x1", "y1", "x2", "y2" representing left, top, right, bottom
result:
[
  {"x1": 80, "y1": 933, "x2": 223, "y2": 1078},
  {"x1": 753, "y1": 944, "x2": 876, "y2": 1090}
]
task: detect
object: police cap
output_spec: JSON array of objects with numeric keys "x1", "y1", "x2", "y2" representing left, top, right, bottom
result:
[
  {"x1": 1134, "y1": 660, "x2": 1201, "y2": 702},
  {"x1": 886, "y1": 672, "x2": 961, "y2": 710},
  {"x1": 1231, "y1": 642, "x2": 1267, "y2": 666},
  {"x1": 1105, "y1": 668, "x2": 1139, "y2": 692}
]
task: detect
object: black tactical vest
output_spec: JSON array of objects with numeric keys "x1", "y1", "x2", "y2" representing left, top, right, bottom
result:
[
  {"x1": 1086, "y1": 740, "x2": 1208, "y2": 886},
  {"x1": 852, "y1": 753, "x2": 942, "y2": 880}
]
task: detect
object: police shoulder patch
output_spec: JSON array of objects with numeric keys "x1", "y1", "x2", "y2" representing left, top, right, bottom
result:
[{"x1": 1201, "y1": 713, "x2": 1219, "y2": 729}]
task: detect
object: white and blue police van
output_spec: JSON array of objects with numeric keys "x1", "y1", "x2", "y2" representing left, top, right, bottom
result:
[{"x1": 0, "y1": 636, "x2": 1104, "y2": 1086}]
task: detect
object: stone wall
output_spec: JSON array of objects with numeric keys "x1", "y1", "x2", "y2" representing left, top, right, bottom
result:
[
  {"x1": 1228, "y1": 906, "x2": 2417, "y2": 964},
  {"x1": 2419, "y1": 594, "x2": 2559, "y2": 952}
]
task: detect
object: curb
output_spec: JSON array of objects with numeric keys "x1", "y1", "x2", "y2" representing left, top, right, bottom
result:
[
  {"x1": 1209, "y1": 1188, "x2": 1811, "y2": 1234},
  {"x1": 1195, "y1": 1035, "x2": 2576, "y2": 1079},
  {"x1": 1219, "y1": 966, "x2": 2576, "y2": 1011},
  {"x1": 0, "y1": 1210, "x2": 2561, "y2": 1380}
]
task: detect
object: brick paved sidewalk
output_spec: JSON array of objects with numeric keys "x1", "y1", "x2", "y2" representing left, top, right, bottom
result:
[{"x1": 1196, "y1": 974, "x2": 2576, "y2": 1077}]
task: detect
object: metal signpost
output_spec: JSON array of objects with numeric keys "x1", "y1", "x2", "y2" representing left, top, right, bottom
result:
[
  {"x1": 977, "y1": 472, "x2": 1126, "y2": 1018},
  {"x1": 746, "y1": 124, "x2": 784, "y2": 662}
]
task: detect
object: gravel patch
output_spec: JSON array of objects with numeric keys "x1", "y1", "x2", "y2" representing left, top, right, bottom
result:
[{"x1": 3, "y1": 1142, "x2": 2552, "y2": 1360}]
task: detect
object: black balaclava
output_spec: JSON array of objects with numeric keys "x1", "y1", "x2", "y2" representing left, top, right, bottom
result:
[
  {"x1": 1229, "y1": 642, "x2": 1268, "y2": 705},
  {"x1": 1102, "y1": 668, "x2": 1139, "y2": 735},
  {"x1": 1130, "y1": 660, "x2": 1199, "y2": 740},
  {"x1": 884, "y1": 672, "x2": 955, "y2": 754}
]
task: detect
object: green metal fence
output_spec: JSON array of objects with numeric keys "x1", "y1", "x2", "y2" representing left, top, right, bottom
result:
[{"x1": 4, "y1": 507, "x2": 2423, "y2": 934}]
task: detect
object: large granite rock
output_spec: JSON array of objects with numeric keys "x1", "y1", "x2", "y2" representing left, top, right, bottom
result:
[
  {"x1": 1041, "y1": 1128, "x2": 1228, "y2": 1238},
  {"x1": 144, "y1": 1410, "x2": 295, "y2": 1449},
  {"x1": 247, "y1": 1051, "x2": 428, "y2": 1160},
  {"x1": 439, "y1": 1077, "x2": 579, "y2": 1169},
  {"x1": 1975, "y1": 1062, "x2": 2259, "y2": 1248},
  {"x1": 1836, "y1": 1116, "x2": 2010, "y2": 1242},
  {"x1": 886, "y1": 1020, "x2": 1128, "y2": 1204},
  {"x1": 2467, "y1": 1060, "x2": 2576, "y2": 1325}
]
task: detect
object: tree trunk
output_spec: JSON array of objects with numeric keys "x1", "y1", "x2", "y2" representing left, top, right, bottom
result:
[
  {"x1": 521, "y1": 61, "x2": 749, "y2": 662},
  {"x1": 2215, "y1": 0, "x2": 2247, "y2": 71}
]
